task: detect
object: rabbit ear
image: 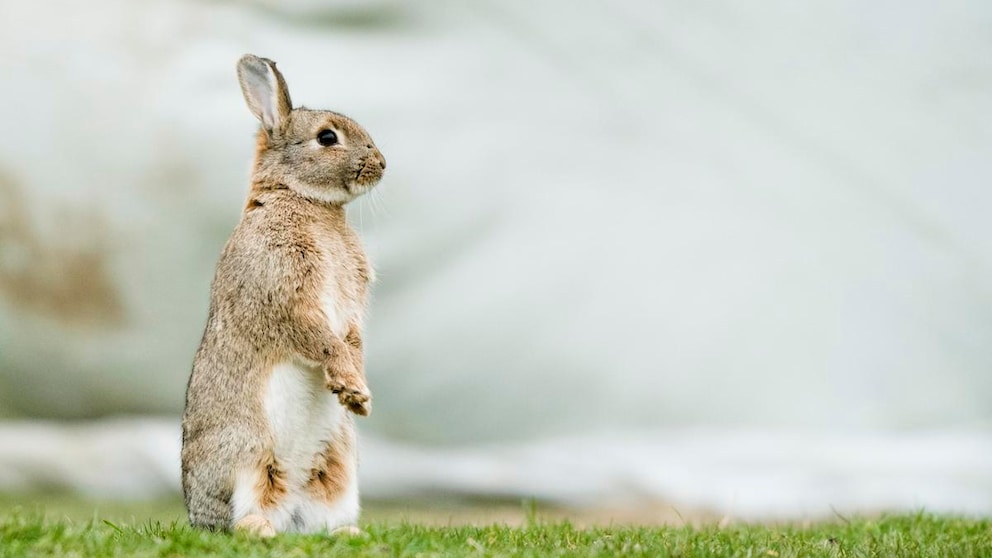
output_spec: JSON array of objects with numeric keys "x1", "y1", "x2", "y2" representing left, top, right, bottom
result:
[{"x1": 237, "y1": 54, "x2": 293, "y2": 133}]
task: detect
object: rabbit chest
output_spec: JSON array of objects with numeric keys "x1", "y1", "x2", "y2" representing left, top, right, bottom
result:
[{"x1": 317, "y1": 232, "x2": 372, "y2": 338}]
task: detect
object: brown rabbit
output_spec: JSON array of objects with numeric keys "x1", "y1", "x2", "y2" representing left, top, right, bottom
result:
[{"x1": 181, "y1": 54, "x2": 386, "y2": 536}]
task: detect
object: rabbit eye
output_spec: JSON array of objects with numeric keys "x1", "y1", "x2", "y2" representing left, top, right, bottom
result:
[{"x1": 316, "y1": 129, "x2": 338, "y2": 146}]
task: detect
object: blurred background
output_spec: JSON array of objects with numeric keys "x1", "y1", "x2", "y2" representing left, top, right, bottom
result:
[{"x1": 1, "y1": 0, "x2": 990, "y2": 523}]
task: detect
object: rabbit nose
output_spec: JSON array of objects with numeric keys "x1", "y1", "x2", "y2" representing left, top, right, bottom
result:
[{"x1": 366, "y1": 144, "x2": 385, "y2": 170}]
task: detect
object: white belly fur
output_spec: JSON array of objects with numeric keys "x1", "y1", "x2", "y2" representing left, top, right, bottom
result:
[
  {"x1": 265, "y1": 361, "x2": 343, "y2": 487},
  {"x1": 233, "y1": 360, "x2": 358, "y2": 532}
]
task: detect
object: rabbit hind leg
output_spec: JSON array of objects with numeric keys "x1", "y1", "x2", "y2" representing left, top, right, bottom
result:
[
  {"x1": 230, "y1": 449, "x2": 293, "y2": 535},
  {"x1": 293, "y1": 419, "x2": 360, "y2": 534},
  {"x1": 183, "y1": 462, "x2": 232, "y2": 532}
]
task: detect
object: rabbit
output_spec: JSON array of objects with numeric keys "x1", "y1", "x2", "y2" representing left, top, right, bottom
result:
[{"x1": 181, "y1": 54, "x2": 386, "y2": 537}]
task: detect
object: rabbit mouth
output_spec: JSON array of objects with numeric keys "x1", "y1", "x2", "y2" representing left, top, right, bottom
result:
[{"x1": 353, "y1": 159, "x2": 383, "y2": 187}]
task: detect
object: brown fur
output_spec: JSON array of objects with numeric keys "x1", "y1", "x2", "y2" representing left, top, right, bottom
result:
[
  {"x1": 181, "y1": 54, "x2": 385, "y2": 532},
  {"x1": 255, "y1": 450, "x2": 288, "y2": 508},
  {"x1": 305, "y1": 418, "x2": 355, "y2": 503}
]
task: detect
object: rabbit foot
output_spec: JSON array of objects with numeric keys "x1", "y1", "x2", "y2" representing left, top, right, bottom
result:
[{"x1": 234, "y1": 514, "x2": 276, "y2": 537}]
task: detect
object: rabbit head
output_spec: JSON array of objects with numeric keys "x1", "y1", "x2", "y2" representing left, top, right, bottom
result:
[{"x1": 237, "y1": 54, "x2": 386, "y2": 204}]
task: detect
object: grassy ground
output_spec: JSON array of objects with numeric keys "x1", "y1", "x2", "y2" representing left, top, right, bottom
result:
[
  {"x1": 0, "y1": 498, "x2": 989, "y2": 557},
  {"x1": 0, "y1": 494, "x2": 716, "y2": 528}
]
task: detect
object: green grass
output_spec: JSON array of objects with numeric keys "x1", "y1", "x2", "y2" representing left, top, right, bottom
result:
[{"x1": 0, "y1": 508, "x2": 989, "y2": 558}]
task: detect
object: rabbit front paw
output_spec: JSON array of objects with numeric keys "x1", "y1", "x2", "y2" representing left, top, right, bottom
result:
[{"x1": 325, "y1": 373, "x2": 371, "y2": 416}]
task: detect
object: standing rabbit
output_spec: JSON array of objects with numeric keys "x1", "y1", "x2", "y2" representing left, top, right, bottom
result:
[{"x1": 181, "y1": 54, "x2": 386, "y2": 536}]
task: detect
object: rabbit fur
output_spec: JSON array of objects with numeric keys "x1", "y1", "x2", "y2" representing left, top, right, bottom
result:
[{"x1": 181, "y1": 54, "x2": 386, "y2": 536}]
